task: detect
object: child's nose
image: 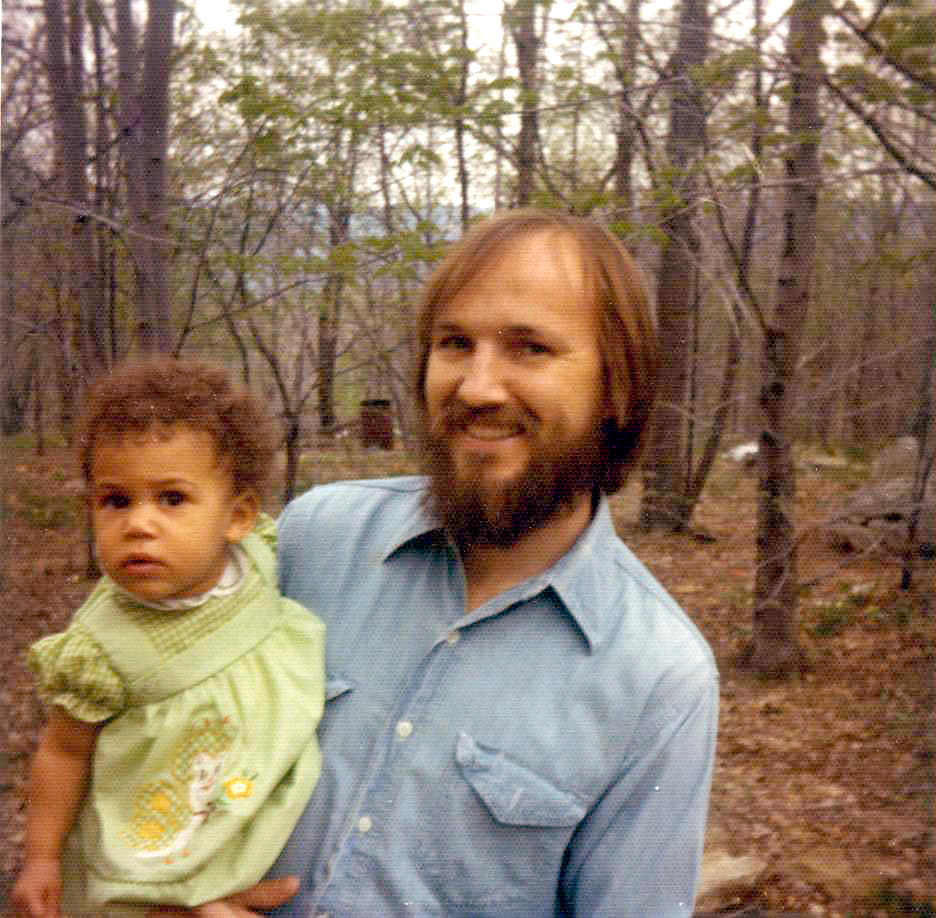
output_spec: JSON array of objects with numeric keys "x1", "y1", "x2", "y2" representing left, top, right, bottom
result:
[{"x1": 124, "y1": 503, "x2": 158, "y2": 535}]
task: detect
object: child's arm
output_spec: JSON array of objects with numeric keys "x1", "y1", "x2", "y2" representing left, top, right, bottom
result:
[{"x1": 12, "y1": 707, "x2": 100, "y2": 918}]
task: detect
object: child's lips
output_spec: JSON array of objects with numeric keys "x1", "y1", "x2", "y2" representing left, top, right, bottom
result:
[{"x1": 121, "y1": 556, "x2": 164, "y2": 575}]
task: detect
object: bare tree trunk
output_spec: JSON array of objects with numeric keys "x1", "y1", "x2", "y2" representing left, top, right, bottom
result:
[
  {"x1": 901, "y1": 291, "x2": 936, "y2": 589},
  {"x1": 741, "y1": 0, "x2": 824, "y2": 677},
  {"x1": 639, "y1": 0, "x2": 709, "y2": 532},
  {"x1": 506, "y1": 0, "x2": 540, "y2": 206},
  {"x1": 318, "y1": 205, "x2": 350, "y2": 436},
  {"x1": 283, "y1": 416, "x2": 302, "y2": 506},
  {"x1": 454, "y1": 0, "x2": 471, "y2": 232},
  {"x1": 51, "y1": 293, "x2": 77, "y2": 442},
  {"x1": 44, "y1": 0, "x2": 106, "y2": 381},
  {"x1": 90, "y1": 10, "x2": 114, "y2": 364},
  {"x1": 614, "y1": 0, "x2": 640, "y2": 219},
  {"x1": 685, "y1": 0, "x2": 768, "y2": 520},
  {"x1": 493, "y1": 27, "x2": 509, "y2": 210},
  {"x1": 116, "y1": 0, "x2": 176, "y2": 354}
]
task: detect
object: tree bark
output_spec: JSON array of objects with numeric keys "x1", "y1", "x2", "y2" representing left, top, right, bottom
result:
[
  {"x1": 506, "y1": 0, "x2": 540, "y2": 206},
  {"x1": 613, "y1": 0, "x2": 641, "y2": 220},
  {"x1": 318, "y1": 204, "x2": 351, "y2": 436},
  {"x1": 742, "y1": 0, "x2": 824, "y2": 677},
  {"x1": 44, "y1": 0, "x2": 106, "y2": 381},
  {"x1": 116, "y1": 0, "x2": 176, "y2": 354},
  {"x1": 639, "y1": 0, "x2": 709, "y2": 532}
]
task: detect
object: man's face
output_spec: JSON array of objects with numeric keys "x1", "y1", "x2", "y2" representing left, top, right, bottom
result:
[{"x1": 422, "y1": 231, "x2": 609, "y2": 547}]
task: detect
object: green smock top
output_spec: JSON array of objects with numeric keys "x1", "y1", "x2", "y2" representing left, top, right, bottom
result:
[{"x1": 28, "y1": 516, "x2": 325, "y2": 913}]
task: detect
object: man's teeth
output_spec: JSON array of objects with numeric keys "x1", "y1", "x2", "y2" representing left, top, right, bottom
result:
[{"x1": 466, "y1": 424, "x2": 522, "y2": 440}]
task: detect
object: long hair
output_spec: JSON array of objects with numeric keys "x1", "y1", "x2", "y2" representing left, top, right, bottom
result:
[{"x1": 414, "y1": 209, "x2": 659, "y2": 493}]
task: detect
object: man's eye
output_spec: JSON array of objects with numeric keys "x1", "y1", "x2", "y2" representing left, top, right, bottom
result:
[
  {"x1": 161, "y1": 491, "x2": 186, "y2": 507},
  {"x1": 515, "y1": 340, "x2": 551, "y2": 356}
]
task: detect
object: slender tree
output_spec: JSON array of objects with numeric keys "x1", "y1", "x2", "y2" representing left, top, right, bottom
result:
[
  {"x1": 44, "y1": 0, "x2": 107, "y2": 380},
  {"x1": 639, "y1": 0, "x2": 711, "y2": 531},
  {"x1": 505, "y1": 0, "x2": 542, "y2": 205},
  {"x1": 115, "y1": 0, "x2": 177, "y2": 353},
  {"x1": 741, "y1": 0, "x2": 825, "y2": 677}
]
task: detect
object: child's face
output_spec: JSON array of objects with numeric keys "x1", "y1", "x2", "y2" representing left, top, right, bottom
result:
[{"x1": 89, "y1": 425, "x2": 258, "y2": 603}]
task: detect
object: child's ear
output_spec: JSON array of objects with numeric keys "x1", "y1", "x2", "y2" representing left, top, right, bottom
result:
[{"x1": 226, "y1": 489, "x2": 260, "y2": 543}]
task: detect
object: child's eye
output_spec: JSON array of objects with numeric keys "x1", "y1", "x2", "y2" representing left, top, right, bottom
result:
[
  {"x1": 99, "y1": 493, "x2": 130, "y2": 509},
  {"x1": 161, "y1": 491, "x2": 186, "y2": 507},
  {"x1": 435, "y1": 334, "x2": 472, "y2": 351}
]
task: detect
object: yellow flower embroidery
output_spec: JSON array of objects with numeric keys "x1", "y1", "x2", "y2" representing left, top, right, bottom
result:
[
  {"x1": 138, "y1": 820, "x2": 168, "y2": 840},
  {"x1": 224, "y1": 776, "x2": 254, "y2": 799},
  {"x1": 149, "y1": 792, "x2": 172, "y2": 813}
]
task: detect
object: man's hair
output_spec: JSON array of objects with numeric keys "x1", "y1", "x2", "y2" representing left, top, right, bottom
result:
[
  {"x1": 77, "y1": 356, "x2": 275, "y2": 497},
  {"x1": 414, "y1": 208, "x2": 659, "y2": 493}
]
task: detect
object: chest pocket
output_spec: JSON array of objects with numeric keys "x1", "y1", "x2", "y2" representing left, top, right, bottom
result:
[
  {"x1": 455, "y1": 732, "x2": 586, "y2": 827},
  {"x1": 416, "y1": 732, "x2": 587, "y2": 913},
  {"x1": 324, "y1": 676, "x2": 354, "y2": 702}
]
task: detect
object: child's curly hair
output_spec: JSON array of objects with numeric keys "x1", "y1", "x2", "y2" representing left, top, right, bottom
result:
[{"x1": 77, "y1": 356, "x2": 276, "y2": 498}]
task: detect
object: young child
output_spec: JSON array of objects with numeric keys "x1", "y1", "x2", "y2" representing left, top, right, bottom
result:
[{"x1": 12, "y1": 357, "x2": 325, "y2": 918}]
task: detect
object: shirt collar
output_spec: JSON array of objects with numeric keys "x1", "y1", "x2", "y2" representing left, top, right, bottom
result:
[{"x1": 382, "y1": 486, "x2": 620, "y2": 654}]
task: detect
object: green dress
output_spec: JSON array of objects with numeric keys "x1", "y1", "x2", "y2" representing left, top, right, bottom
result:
[{"x1": 29, "y1": 516, "x2": 325, "y2": 915}]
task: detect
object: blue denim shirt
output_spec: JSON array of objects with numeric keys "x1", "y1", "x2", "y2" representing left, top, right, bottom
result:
[{"x1": 271, "y1": 477, "x2": 718, "y2": 918}]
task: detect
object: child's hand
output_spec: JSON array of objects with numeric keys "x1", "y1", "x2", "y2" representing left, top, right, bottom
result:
[
  {"x1": 144, "y1": 875, "x2": 299, "y2": 917},
  {"x1": 11, "y1": 856, "x2": 63, "y2": 918}
]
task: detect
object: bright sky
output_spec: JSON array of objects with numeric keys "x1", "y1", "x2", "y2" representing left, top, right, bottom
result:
[{"x1": 193, "y1": 0, "x2": 511, "y2": 49}]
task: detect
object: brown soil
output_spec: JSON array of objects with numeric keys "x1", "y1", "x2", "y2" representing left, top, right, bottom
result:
[{"x1": 2, "y1": 444, "x2": 933, "y2": 916}]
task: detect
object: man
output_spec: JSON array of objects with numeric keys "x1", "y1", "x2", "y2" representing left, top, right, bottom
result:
[{"x1": 155, "y1": 209, "x2": 718, "y2": 917}]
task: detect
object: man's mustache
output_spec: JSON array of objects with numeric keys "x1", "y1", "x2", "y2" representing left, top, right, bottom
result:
[{"x1": 432, "y1": 401, "x2": 537, "y2": 436}]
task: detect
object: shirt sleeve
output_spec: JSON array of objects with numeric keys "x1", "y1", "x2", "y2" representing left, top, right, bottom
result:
[
  {"x1": 560, "y1": 660, "x2": 719, "y2": 917},
  {"x1": 28, "y1": 625, "x2": 128, "y2": 723}
]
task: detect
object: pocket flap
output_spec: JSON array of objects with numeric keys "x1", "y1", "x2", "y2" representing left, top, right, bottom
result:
[
  {"x1": 455, "y1": 732, "x2": 586, "y2": 827},
  {"x1": 325, "y1": 676, "x2": 354, "y2": 701}
]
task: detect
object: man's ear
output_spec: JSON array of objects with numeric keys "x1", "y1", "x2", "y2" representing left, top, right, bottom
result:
[{"x1": 226, "y1": 489, "x2": 260, "y2": 543}]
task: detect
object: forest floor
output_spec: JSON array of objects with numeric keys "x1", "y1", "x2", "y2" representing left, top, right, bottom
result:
[{"x1": 1, "y1": 439, "x2": 933, "y2": 917}]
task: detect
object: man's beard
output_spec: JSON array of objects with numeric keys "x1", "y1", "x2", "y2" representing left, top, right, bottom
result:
[{"x1": 420, "y1": 403, "x2": 609, "y2": 550}]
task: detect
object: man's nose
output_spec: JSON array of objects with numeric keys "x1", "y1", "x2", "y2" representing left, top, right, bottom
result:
[{"x1": 456, "y1": 345, "x2": 509, "y2": 405}]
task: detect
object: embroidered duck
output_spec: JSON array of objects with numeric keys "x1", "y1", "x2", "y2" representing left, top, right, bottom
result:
[{"x1": 135, "y1": 751, "x2": 224, "y2": 863}]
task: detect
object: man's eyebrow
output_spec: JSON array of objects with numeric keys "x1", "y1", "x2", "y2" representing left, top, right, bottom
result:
[{"x1": 94, "y1": 477, "x2": 197, "y2": 489}]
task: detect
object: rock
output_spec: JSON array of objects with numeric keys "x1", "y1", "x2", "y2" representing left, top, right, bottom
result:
[
  {"x1": 790, "y1": 846, "x2": 883, "y2": 901},
  {"x1": 695, "y1": 849, "x2": 768, "y2": 911},
  {"x1": 871, "y1": 436, "x2": 921, "y2": 481},
  {"x1": 823, "y1": 438, "x2": 936, "y2": 560},
  {"x1": 723, "y1": 442, "x2": 759, "y2": 466}
]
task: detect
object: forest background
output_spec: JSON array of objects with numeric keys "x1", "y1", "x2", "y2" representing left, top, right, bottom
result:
[
  {"x1": 4, "y1": 0, "x2": 933, "y2": 671},
  {"x1": 1, "y1": 0, "x2": 935, "y2": 910}
]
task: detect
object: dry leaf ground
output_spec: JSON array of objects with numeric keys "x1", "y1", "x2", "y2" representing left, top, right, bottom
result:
[{"x1": 1, "y1": 441, "x2": 933, "y2": 916}]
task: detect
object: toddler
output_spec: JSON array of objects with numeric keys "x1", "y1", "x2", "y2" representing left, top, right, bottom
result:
[{"x1": 12, "y1": 357, "x2": 325, "y2": 917}]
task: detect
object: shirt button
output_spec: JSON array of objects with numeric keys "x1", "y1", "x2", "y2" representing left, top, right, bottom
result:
[
  {"x1": 358, "y1": 815, "x2": 373, "y2": 833},
  {"x1": 396, "y1": 720, "x2": 413, "y2": 738},
  {"x1": 446, "y1": 630, "x2": 460, "y2": 645}
]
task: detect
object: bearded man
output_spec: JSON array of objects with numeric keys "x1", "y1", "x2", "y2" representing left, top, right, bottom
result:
[{"x1": 151, "y1": 209, "x2": 718, "y2": 918}]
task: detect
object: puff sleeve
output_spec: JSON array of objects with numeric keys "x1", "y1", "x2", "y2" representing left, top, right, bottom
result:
[{"x1": 28, "y1": 625, "x2": 127, "y2": 723}]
